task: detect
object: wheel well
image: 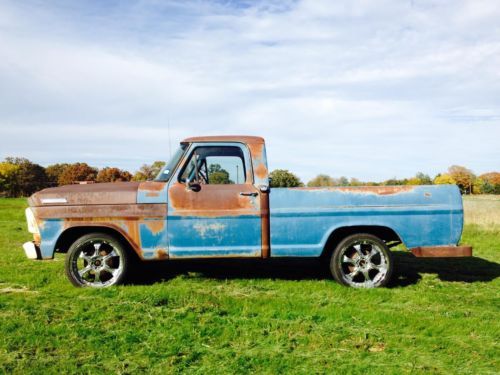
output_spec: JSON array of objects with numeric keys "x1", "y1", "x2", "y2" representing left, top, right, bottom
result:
[
  {"x1": 54, "y1": 226, "x2": 135, "y2": 255},
  {"x1": 321, "y1": 225, "x2": 402, "y2": 258}
]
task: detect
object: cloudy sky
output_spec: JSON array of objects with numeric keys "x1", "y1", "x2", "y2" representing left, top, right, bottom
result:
[{"x1": 0, "y1": 0, "x2": 499, "y2": 182}]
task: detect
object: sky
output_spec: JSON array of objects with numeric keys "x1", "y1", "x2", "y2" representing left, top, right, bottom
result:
[{"x1": 0, "y1": 0, "x2": 499, "y2": 182}]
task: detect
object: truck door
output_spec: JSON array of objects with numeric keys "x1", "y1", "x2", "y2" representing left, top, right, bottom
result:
[{"x1": 167, "y1": 143, "x2": 262, "y2": 257}]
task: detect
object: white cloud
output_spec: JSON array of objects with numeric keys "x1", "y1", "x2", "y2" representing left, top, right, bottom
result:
[{"x1": 0, "y1": 0, "x2": 498, "y2": 181}]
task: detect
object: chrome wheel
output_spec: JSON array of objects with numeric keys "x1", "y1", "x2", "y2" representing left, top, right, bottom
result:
[
  {"x1": 65, "y1": 233, "x2": 128, "y2": 287},
  {"x1": 330, "y1": 234, "x2": 393, "y2": 288}
]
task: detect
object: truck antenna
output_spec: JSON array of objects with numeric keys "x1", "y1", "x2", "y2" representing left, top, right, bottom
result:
[{"x1": 168, "y1": 116, "x2": 172, "y2": 158}]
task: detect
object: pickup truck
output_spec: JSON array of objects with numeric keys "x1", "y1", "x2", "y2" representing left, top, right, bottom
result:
[{"x1": 23, "y1": 136, "x2": 472, "y2": 288}]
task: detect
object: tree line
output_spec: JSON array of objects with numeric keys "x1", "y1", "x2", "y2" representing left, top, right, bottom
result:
[
  {"x1": 0, "y1": 157, "x2": 166, "y2": 197},
  {"x1": 269, "y1": 166, "x2": 500, "y2": 195},
  {"x1": 0, "y1": 156, "x2": 498, "y2": 197}
]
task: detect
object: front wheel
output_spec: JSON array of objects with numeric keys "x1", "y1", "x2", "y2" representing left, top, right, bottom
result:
[
  {"x1": 330, "y1": 233, "x2": 393, "y2": 288},
  {"x1": 65, "y1": 233, "x2": 130, "y2": 287}
]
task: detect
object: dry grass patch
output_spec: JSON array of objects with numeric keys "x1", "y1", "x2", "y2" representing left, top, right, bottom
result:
[{"x1": 463, "y1": 195, "x2": 500, "y2": 229}]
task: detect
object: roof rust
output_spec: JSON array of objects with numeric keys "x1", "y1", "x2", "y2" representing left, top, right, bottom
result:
[{"x1": 182, "y1": 135, "x2": 265, "y2": 144}]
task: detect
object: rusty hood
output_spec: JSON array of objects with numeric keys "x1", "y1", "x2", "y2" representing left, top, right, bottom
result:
[{"x1": 28, "y1": 182, "x2": 141, "y2": 207}]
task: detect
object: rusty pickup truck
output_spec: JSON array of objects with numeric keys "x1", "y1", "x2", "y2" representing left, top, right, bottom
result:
[{"x1": 23, "y1": 136, "x2": 472, "y2": 288}]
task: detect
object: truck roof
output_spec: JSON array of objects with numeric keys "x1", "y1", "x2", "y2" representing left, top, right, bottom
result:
[{"x1": 182, "y1": 135, "x2": 264, "y2": 144}]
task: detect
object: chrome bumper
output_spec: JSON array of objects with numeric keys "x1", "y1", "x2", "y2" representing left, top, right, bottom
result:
[{"x1": 23, "y1": 241, "x2": 42, "y2": 260}]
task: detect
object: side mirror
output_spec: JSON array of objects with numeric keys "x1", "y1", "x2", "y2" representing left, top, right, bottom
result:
[{"x1": 185, "y1": 178, "x2": 201, "y2": 192}]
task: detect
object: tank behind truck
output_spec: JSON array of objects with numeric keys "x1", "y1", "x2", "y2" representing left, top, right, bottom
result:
[{"x1": 23, "y1": 135, "x2": 472, "y2": 288}]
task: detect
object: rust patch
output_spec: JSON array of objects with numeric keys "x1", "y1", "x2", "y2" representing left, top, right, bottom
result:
[
  {"x1": 247, "y1": 142, "x2": 268, "y2": 181},
  {"x1": 144, "y1": 220, "x2": 165, "y2": 235},
  {"x1": 29, "y1": 182, "x2": 140, "y2": 206},
  {"x1": 156, "y1": 249, "x2": 168, "y2": 259},
  {"x1": 32, "y1": 204, "x2": 166, "y2": 219},
  {"x1": 294, "y1": 186, "x2": 415, "y2": 195},
  {"x1": 254, "y1": 162, "x2": 268, "y2": 181},
  {"x1": 183, "y1": 135, "x2": 264, "y2": 144},
  {"x1": 139, "y1": 181, "x2": 165, "y2": 192},
  {"x1": 411, "y1": 245, "x2": 472, "y2": 257},
  {"x1": 260, "y1": 191, "x2": 270, "y2": 259},
  {"x1": 62, "y1": 219, "x2": 143, "y2": 259},
  {"x1": 169, "y1": 182, "x2": 259, "y2": 217},
  {"x1": 247, "y1": 142, "x2": 263, "y2": 160}
]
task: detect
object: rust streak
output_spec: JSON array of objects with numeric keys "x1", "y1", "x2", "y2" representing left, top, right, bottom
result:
[
  {"x1": 144, "y1": 220, "x2": 165, "y2": 235},
  {"x1": 294, "y1": 186, "x2": 415, "y2": 195},
  {"x1": 260, "y1": 191, "x2": 270, "y2": 259},
  {"x1": 32, "y1": 204, "x2": 167, "y2": 219},
  {"x1": 139, "y1": 181, "x2": 166, "y2": 192},
  {"x1": 411, "y1": 246, "x2": 472, "y2": 257},
  {"x1": 169, "y1": 183, "x2": 259, "y2": 217}
]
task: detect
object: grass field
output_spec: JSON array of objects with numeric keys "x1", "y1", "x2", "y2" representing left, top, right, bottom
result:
[{"x1": 0, "y1": 197, "x2": 498, "y2": 374}]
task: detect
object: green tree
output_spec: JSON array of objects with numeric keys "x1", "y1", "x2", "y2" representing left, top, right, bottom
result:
[
  {"x1": 448, "y1": 165, "x2": 475, "y2": 194},
  {"x1": 208, "y1": 164, "x2": 233, "y2": 184},
  {"x1": 434, "y1": 173, "x2": 456, "y2": 185},
  {"x1": 45, "y1": 163, "x2": 70, "y2": 186},
  {"x1": 96, "y1": 167, "x2": 133, "y2": 183},
  {"x1": 307, "y1": 174, "x2": 334, "y2": 187},
  {"x1": 415, "y1": 172, "x2": 432, "y2": 185},
  {"x1": 479, "y1": 172, "x2": 500, "y2": 194},
  {"x1": 383, "y1": 178, "x2": 406, "y2": 186},
  {"x1": 472, "y1": 178, "x2": 486, "y2": 194},
  {"x1": 58, "y1": 163, "x2": 98, "y2": 185},
  {"x1": 3, "y1": 157, "x2": 48, "y2": 196},
  {"x1": 133, "y1": 161, "x2": 166, "y2": 181},
  {"x1": 406, "y1": 177, "x2": 422, "y2": 185},
  {"x1": 269, "y1": 169, "x2": 303, "y2": 188},
  {"x1": 336, "y1": 176, "x2": 349, "y2": 186},
  {"x1": 0, "y1": 162, "x2": 20, "y2": 197},
  {"x1": 349, "y1": 178, "x2": 362, "y2": 186}
]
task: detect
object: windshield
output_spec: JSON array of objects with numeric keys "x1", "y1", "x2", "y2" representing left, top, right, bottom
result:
[{"x1": 154, "y1": 144, "x2": 187, "y2": 182}]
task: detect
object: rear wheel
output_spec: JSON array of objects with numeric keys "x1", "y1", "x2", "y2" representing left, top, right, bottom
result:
[
  {"x1": 330, "y1": 233, "x2": 393, "y2": 288},
  {"x1": 65, "y1": 233, "x2": 130, "y2": 287}
]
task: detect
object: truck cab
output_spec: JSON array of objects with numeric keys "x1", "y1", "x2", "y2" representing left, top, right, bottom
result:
[{"x1": 142, "y1": 136, "x2": 271, "y2": 259}]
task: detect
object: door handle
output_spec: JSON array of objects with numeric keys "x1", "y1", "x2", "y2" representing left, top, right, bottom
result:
[{"x1": 239, "y1": 192, "x2": 258, "y2": 197}]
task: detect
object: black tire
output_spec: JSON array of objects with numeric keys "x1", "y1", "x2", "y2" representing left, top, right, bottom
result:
[
  {"x1": 330, "y1": 233, "x2": 393, "y2": 288},
  {"x1": 65, "y1": 232, "x2": 130, "y2": 287}
]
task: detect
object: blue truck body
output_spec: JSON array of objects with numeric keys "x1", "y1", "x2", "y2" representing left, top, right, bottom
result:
[{"x1": 24, "y1": 136, "x2": 470, "y2": 266}]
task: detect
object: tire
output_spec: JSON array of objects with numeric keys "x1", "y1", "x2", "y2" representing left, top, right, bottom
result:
[
  {"x1": 65, "y1": 232, "x2": 130, "y2": 287},
  {"x1": 330, "y1": 233, "x2": 393, "y2": 288}
]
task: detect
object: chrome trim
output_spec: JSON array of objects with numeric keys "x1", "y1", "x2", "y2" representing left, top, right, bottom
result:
[{"x1": 41, "y1": 198, "x2": 68, "y2": 204}]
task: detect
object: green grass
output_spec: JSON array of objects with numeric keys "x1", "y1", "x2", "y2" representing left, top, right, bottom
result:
[{"x1": 0, "y1": 198, "x2": 499, "y2": 374}]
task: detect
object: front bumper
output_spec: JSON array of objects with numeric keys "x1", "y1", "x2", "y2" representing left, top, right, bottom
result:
[
  {"x1": 23, "y1": 241, "x2": 42, "y2": 260},
  {"x1": 410, "y1": 245, "x2": 473, "y2": 258}
]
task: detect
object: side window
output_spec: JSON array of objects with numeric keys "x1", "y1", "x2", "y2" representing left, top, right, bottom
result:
[{"x1": 179, "y1": 146, "x2": 246, "y2": 184}]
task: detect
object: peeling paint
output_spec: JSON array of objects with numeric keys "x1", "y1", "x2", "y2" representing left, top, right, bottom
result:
[{"x1": 193, "y1": 222, "x2": 227, "y2": 238}]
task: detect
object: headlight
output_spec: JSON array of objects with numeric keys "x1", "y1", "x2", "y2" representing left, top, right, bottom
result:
[{"x1": 25, "y1": 208, "x2": 39, "y2": 234}]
